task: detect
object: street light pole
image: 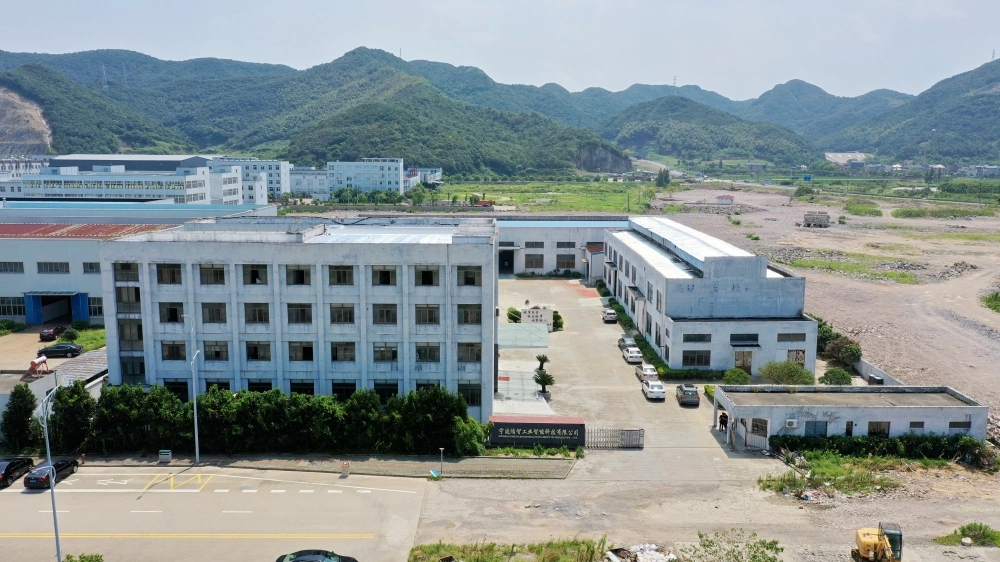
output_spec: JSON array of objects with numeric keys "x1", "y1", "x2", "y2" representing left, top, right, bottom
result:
[
  {"x1": 41, "y1": 383, "x2": 68, "y2": 562},
  {"x1": 182, "y1": 314, "x2": 201, "y2": 464},
  {"x1": 439, "y1": 447, "x2": 444, "y2": 476}
]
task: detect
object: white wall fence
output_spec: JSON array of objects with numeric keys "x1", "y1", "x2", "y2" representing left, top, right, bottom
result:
[{"x1": 854, "y1": 356, "x2": 904, "y2": 386}]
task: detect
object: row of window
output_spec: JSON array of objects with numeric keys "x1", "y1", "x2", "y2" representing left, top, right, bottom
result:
[
  {"x1": 0, "y1": 296, "x2": 103, "y2": 317},
  {"x1": 150, "y1": 302, "x2": 483, "y2": 326},
  {"x1": 524, "y1": 254, "x2": 576, "y2": 269},
  {"x1": 520, "y1": 241, "x2": 577, "y2": 249},
  {"x1": 803, "y1": 420, "x2": 972, "y2": 438},
  {"x1": 138, "y1": 263, "x2": 483, "y2": 287},
  {"x1": 680, "y1": 333, "x2": 806, "y2": 344},
  {"x1": 0, "y1": 261, "x2": 101, "y2": 274},
  {"x1": 156, "y1": 340, "x2": 483, "y2": 363}
]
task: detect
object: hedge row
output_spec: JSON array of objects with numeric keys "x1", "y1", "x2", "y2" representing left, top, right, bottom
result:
[
  {"x1": 769, "y1": 434, "x2": 991, "y2": 463},
  {"x1": 632, "y1": 334, "x2": 723, "y2": 381}
]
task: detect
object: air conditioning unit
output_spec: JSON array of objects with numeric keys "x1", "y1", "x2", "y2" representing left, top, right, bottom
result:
[{"x1": 785, "y1": 419, "x2": 799, "y2": 429}]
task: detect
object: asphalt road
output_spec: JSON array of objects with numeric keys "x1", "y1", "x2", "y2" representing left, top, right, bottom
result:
[{"x1": 1, "y1": 466, "x2": 426, "y2": 562}]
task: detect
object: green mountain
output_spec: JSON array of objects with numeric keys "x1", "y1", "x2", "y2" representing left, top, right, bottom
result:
[
  {"x1": 738, "y1": 80, "x2": 913, "y2": 141},
  {"x1": 285, "y1": 82, "x2": 630, "y2": 174},
  {"x1": 0, "y1": 64, "x2": 191, "y2": 154},
  {"x1": 820, "y1": 60, "x2": 1000, "y2": 163},
  {"x1": 598, "y1": 95, "x2": 822, "y2": 164}
]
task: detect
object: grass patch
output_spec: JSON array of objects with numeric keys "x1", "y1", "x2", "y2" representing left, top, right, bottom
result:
[
  {"x1": 892, "y1": 206, "x2": 995, "y2": 219},
  {"x1": 484, "y1": 445, "x2": 575, "y2": 458},
  {"x1": 757, "y1": 451, "x2": 901, "y2": 496},
  {"x1": 0, "y1": 320, "x2": 28, "y2": 337},
  {"x1": 788, "y1": 257, "x2": 919, "y2": 284},
  {"x1": 982, "y1": 291, "x2": 1000, "y2": 313},
  {"x1": 905, "y1": 231, "x2": 1000, "y2": 243},
  {"x1": 844, "y1": 200, "x2": 883, "y2": 217},
  {"x1": 444, "y1": 182, "x2": 657, "y2": 212},
  {"x1": 863, "y1": 242, "x2": 922, "y2": 254},
  {"x1": 660, "y1": 203, "x2": 686, "y2": 214},
  {"x1": 61, "y1": 328, "x2": 106, "y2": 352},
  {"x1": 409, "y1": 537, "x2": 609, "y2": 562},
  {"x1": 935, "y1": 523, "x2": 1000, "y2": 547}
]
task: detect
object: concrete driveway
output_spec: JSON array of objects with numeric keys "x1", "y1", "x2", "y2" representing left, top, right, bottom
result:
[{"x1": 0, "y1": 324, "x2": 71, "y2": 374}]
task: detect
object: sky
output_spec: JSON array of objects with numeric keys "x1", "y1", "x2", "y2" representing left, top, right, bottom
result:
[{"x1": 3, "y1": 0, "x2": 997, "y2": 100}]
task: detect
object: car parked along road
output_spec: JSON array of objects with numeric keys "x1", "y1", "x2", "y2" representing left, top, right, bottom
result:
[
  {"x1": 0, "y1": 458, "x2": 34, "y2": 488},
  {"x1": 38, "y1": 326, "x2": 66, "y2": 341},
  {"x1": 676, "y1": 384, "x2": 701, "y2": 406},
  {"x1": 635, "y1": 363, "x2": 658, "y2": 381},
  {"x1": 642, "y1": 380, "x2": 666, "y2": 400},
  {"x1": 622, "y1": 347, "x2": 643, "y2": 364},
  {"x1": 37, "y1": 343, "x2": 83, "y2": 358},
  {"x1": 23, "y1": 460, "x2": 79, "y2": 489}
]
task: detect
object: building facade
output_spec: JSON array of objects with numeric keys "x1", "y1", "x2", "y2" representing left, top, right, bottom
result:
[
  {"x1": 326, "y1": 158, "x2": 405, "y2": 194},
  {"x1": 99, "y1": 217, "x2": 499, "y2": 421},
  {"x1": 495, "y1": 218, "x2": 626, "y2": 279},
  {"x1": 19, "y1": 165, "x2": 245, "y2": 205},
  {"x1": 418, "y1": 167, "x2": 443, "y2": 184},
  {"x1": 213, "y1": 157, "x2": 291, "y2": 198},
  {"x1": 290, "y1": 167, "x2": 330, "y2": 200},
  {"x1": 0, "y1": 157, "x2": 45, "y2": 178},
  {"x1": 604, "y1": 217, "x2": 816, "y2": 375}
]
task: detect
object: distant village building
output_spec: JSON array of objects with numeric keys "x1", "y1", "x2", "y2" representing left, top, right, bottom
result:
[
  {"x1": 715, "y1": 195, "x2": 734, "y2": 205},
  {"x1": 418, "y1": 168, "x2": 444, "y2": 184},
  {"x1": 975, "y1": 165, "x2": 1000, "y2": 178},
  {"x1": 746, "y1": 162, "x2": 766, "y2": 173}
]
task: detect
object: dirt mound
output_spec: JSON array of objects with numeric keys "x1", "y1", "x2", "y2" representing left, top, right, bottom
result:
[{"x1": 0, "y1": 86, "x2": 50, "y2": 155}]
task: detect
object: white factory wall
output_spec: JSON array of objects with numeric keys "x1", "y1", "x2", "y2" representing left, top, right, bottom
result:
[
  {"x1": 0, "y1": 239, "x2": 106, "y2": 325},
  {"x1": 497, "y1": 224, "x2": 612, "y2": 276},
  {"x1": 664, "y1": 318, "x2": 817, "y2": 374}
]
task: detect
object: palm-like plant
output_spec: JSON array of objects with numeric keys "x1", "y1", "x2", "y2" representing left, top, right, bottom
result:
[
  {"x1": 535, "y1": 354, "x2": 549, "y2": 371},
  {"x1": 533, "y1": 371, "x2": 555, "y2": 394}
]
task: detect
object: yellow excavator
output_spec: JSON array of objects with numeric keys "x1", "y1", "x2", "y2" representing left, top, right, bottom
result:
[{"x1": 852, "y1": 522, "x2": 903, "y2": 561}]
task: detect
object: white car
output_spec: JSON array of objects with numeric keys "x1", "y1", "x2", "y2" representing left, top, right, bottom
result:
[
  {"x1": 635, "y1": 363, "x2": 658, "y2": 381},
  {"x1": 622, "y1": 346, "x2": 643, "y2": 364},
  {"x1": 642, "y1": 380, "x2": 666, "y2": 400},
  {"x1": 602, "y1": 309, "x2": 618, "y2": 323}
]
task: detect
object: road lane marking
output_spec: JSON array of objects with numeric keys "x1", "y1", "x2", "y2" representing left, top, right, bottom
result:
[
  {"x1": 131, "y1": 511, "x2": 161, "y2": 513},
  {"x1": 2, "y1": 489, "x2": 200, "y2": 493},
  {"x1": 299, "y1": 490, "x2": 314, "y2": 493},
  {"x1": 214, "y1": 489, "x2": 229, "y2": 493},
  {"x1": 142, "y1": 474, "x2": 168, "y2": 491},
  {"x1": 70, "y1": 472, "x2": 417, "y2": 494},
  {"x1": 270, "y1": 490, "x2": 285, "y2": 493},
  {"x1": 0, "y1": 533, "x2": 375, "y2": 539},
  {"x1": 241, "y1": 490, "x2": 257, "y2": 493}
]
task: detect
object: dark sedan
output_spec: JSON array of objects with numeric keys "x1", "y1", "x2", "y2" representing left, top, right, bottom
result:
[
  {"x1": 276, "y1": 550, "x2": 358, "y2": 562},
  {"x1": 38, "y1": 326, "x2": 66, "y2": 341},
  {"x1": 37, "y1": 343, "x2": 83, "y2": 358},
  {"x1": 0, "y1": 457, "x2": 34, "y2": 488},
  {"x1": 23, "y1": 460, "x2": 78, "y2": 489}
]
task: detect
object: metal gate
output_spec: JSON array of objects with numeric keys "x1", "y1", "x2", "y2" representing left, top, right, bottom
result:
[
  {"x1": 586, "y1": 428, "x2": 644, "y2": 450},
  {"x1": 745, "y1": 418, "x2": 769, "y2": 450}
]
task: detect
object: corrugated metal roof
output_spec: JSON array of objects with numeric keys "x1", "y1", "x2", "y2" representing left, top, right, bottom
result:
[
  {"x1": 629, "y1": 217, "x2": 752, "y2": 269},
  {"x1": 611, "y1": 231, "x2": 695, "y2": 279},
  {"x1": 52, "y1": 154, "x2": 204, "y2": 161},
  {"x1": 0, "y1": 223, "x2": 169, "y2": 239}
]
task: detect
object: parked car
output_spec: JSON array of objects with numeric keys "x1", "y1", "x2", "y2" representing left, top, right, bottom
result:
[
  {"x1": 676, "y1": 383, "x2": 701, "y2": 406},
  {"x1": 37, "y1": 343, "x2": 83, "y2": 358},
  {"x1": 602, "y1": 309, "x2": 618, "y2": 323},
  {"x1": 38, "y1": 326, "x2": 66, "y2": 341},
  {"x1": 622, "y1": 346, "x2": 643, "y2": 364},
  {"x1": 617, "y1": 337, "x2": 636, "y2": 351},
  {"x1": 635, "y1": 363, "x2": 658, "y2": 381},
  {"x1": 275, "y1": 550, "x2": 359, "y2": 562},
  {"x1": 642, "y1": 380, "x2": 666, "y2": 400},
  {"x1": 23, "y1": 460, "x2": 78, "y2": 489},
  {"x1": 0, "y1": 457, "x2": 34, "y2": 488}
]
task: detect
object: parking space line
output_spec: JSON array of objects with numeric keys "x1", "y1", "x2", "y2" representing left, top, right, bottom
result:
[
  {"x1": 0, "y1": 533, "x2": 375, "y2": 539},
  {"x1": 142, "y1": 474, "x2": 168, "y2": 491},
  {"x1": 39, "y1": 510, "x2": 69, "y2": 513},
  {"x1": 221, "y1": 511, "x2": 252, "y2": 514},
  {"x1": 70, "y1": 472, "x2": 418, "y2": 494}
]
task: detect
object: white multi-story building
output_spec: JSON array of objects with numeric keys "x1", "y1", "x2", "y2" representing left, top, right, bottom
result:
[
  {"x1": 204, "y1": 162, "x2": 267, "y2": 205},
  {"x1": 604, "y1": 217, "x2": 817, "y2": 375},
  {"x1": 18, "y1": 165, "x2": 246, "y2": 205},
  {"x1": 418, "y1": 167, "x2": 443, "y2": 184},
  {"x1": 213, "y1": 157, "x2": 291, "y2": 198},
  {"x1": 290, "y1": 167, "x2": 330, "y2": 200},
  {"x1": 0, "y1": 157, "x2": 45, "y2": 179},
  {"x1": 326, "y1": 158, "x2": 405, "y2": 194},
  {"x1": 99, "y1": 216, "x2": 499, "y2": 421}
]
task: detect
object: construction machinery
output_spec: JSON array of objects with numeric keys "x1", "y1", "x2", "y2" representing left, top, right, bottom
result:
[{"x1": 851, "y1": 522, "x2": 903, "y2": 561}]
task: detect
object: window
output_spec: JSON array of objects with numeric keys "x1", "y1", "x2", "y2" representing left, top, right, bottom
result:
[
  {"x1": 285, "y1": 265, "x2": 311, "y2": 286},
  {"x1": 0, "y1": 262, "x2": 24, "y2": 274},
  {"x1": 631, "y1": 265, "x2": 636, "y2": 280},
  {"x1": 459, "y1": 381, "x2": 482, "y2": 407},
  {"x1": 556, "y1": 241, "x2": 575, "y2": 249},
  {"x1": 83, "y1": 262, "x2": 101, "y2": 274},
  {"x1": 202, "y1": 302, "x2": 227, "y2": 324},
  {"x1": 730, "y1": 334, "x2": 759, "y2": 344},
  {"x1": 287, "y1": 303, "x2": 312, "y2": 324},
  {"x1": 331, "y1": 342, "x2": 356, "y2": 362},
  {"x1": 289, "y1": 341, "x2": 314, "y2": 361},
  {"x1": 245, "y1": 303, "x2": 269, "y2": 323},
  {"x1": 414, "y1": 305, "x2": 440, "y2": 325},
  {"x1": 0, "y1": 296, "x2": 26, "y2": 316},
  {"x1": 329, "y1": 266, "x2": 354, "y2": 285},
  {"x1": 37, "y1": 262, "x2": 70, "y2": 274},
  {"x1": 645, "y1": 312, "x2": 652, "y2": 334},
  {"x1": 867, "y1": 421, "x2": 890, "y2": 437},
  {"x1": 161, "y1": 341, "x2": 186, "y2": 361},
  {"x1": 242, "y1": 264, "x2": 268, "y2": 285},
  {"x1": 804, "y1": 421, "x2": 828, "y2": 438},
  {"x1": 159, "y1": 302, "x2": 184, "y2": 323},
  {"x1": 525, "y1": 254, "x2": 544, "y2": 269},
  {"x1": 415, "y1": 266, "x2": 439, "y2": 286},
  {"x1": 909, "y1": 421, "x2": 924, "y2": 435},
  {"x1": 777, "y1": 333, "x2": 807, "y2": 342},
  {"x1": 120, "y1": 357, "x2": 145, "y2": 385},
  {"x1": 289, "y1": 381, "x2": 314, "y2": 395},
  {"x1": 683, "y1": 334, "x2": 711, "y2": 343},
  {"x1": 115, "y1": 286, "x2": 141, "y2": 313},
  {"x1": 372, "y1": 266, "x2": 397, "y2": 286},
  {"x1": 247, "y1": 381, "x2": 273, "y2": 392},
  {"x1": 204, "y1": 341, "x2": 229, "y2": 361},
  {"x1": 457, "y1": 304, "x2": 482, "y2": 325},
  {"x1": 655, "y1": 323, "x2": 661, "y2": 346},
  {"x1": 415, "y1": 342, "x2": 440, "y2": 362},
  {"x1": 163, "y1": 380, "x2": 189, "y2": 401},
  {"x1": 205, "y1": 380, "x2": 231, "y2": 392},
  {"x1": 117, "y1": 319, "x2": 143, "y2": 351},
  {"x1": 373, "y1": 342, "x2": 398, "y2": 362},
  {"x1": 246, "y1": 341, "x2": 271, "y2": 361},
  {"x1": 457, "y1": 342, "x2": 482, "y2": 362},
  {"x1": 949, "y1": 421, "x2": 972, "y2": 435},
  {"x1": 199, "y1": 264, "x2": 226, "y2": 285},
  {"x1": 499, "y1": 241, "x2": 515, "y2": 247},
  {"x1": 373, "y1": 380, "x2": 398, "y2": 402},
  {"x1": 525, "y1": 241, "x2": 544, "y2": 248},
  {"x1": 157, "y1": 264, "x2": 182, "y2": 284},
  {"x1": 88, "y1": 297, "x2": 103, "y2": 317},
  {"x1": 416, "y1": 380, "x2": 440, "y2": 391},
  {"x1": 556, "y1": 254, "x2": 576, "y2": 269},
  {"x1": 332, "y1": 381, "x2": 356, "y2": 401},
  {"x1": 114, "y1": 262, "x2": 139, "y2": 281},
  {"x1": 681, "y1": 350, "x2": 711, "y2": 367},
  {"x1": 457, "y1": 266, "x2": 482, "y2": 286},
  {"x1": 655, "y1": 290, "x2": 662, "y2": 313},
  {"x1": 330, "y1": 304, "x2": 355, "y2": 324},
  {"x1": 373, "y1": 304, "x2": 397, "y2": 325}
]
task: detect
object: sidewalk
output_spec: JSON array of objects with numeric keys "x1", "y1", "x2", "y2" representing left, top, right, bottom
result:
[{"x1": 80, "y1": 453, "x2": 576, "y2": 479}]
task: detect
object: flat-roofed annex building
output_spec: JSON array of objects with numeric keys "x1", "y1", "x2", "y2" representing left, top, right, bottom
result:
[
  {"x1": 605, "y1": 217, "x2": 817, "y2": 375},
  {"x1": 99, "y1": 217, "x2": 499, "y2": 421}
]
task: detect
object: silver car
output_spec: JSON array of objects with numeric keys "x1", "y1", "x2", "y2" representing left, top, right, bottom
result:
[{"x1": 635, "y1": 363, "x2": 658, "y2": 381}]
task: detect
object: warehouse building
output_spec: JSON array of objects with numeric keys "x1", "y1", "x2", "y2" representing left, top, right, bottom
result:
[
  {"x1": 99, "y1": 217, "x2": 498, "y2": 421},
  {"x1": 714, "y1": 385, "x2": 988, "y2": 449},
  {"x1": 495, "y1": 216, "x2": 626, "y2": 281},
  {"x1": 605, "y1": 217, "x2": 816, "y2": 375},
  {"x1": 326, "y1": 158, "x2": 405, "y2": 194}
]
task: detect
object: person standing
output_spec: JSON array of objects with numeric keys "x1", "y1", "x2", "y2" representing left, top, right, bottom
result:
[{"x1": 719, "y1": 412, "x2": 729, "y2": 433}]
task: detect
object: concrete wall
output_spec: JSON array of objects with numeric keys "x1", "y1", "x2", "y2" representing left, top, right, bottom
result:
[
  {"x1": 496, "y1": 221, "x2": 623, "y2": 276},
  {"x1": 0, "y1": 239, "x2": 106, "y2": 325},
  {"x1": 854, "y1": 357, "x2": 905, "y2": 386},
  {"x1": 665, "y1": 318, "x2": 817, "y2": 374}
]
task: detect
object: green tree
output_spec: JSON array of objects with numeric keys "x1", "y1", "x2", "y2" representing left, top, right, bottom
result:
[
  {"x1": 62, "y1": 327, "x2": 79, "y2": 342},
  {"x1": 535, "y1": 354, "x2": 549, "y2": 370},
  {"x1": 1, "y1": 383, "x2": 37, "y2": 452},
  {"x1": 818, "y1": 368, "x2": 853, "y2": 385},
  {"x1": 824, "y1": 337, "x2": 856, "y2": 362},
  {"x1": 88, "y1": 384, "x2": 148, "y2": 454},
  {"x1": 758, "y1": 361, "x2": 814, "y2": 385},
  {"x1": 723, "y1": 367, "x2": 751, "y2": 385},
  {"x1": 681, "y1": 529, "x2": 783, "y2": 562},
  {"x1": 506, "y1": 307, "x2": 521, "y2": 323},
  {"x1": 840, "y1": 343, "x2": 863, "y2": 365},
  {"x1": 533, "y1": 371, "x2": 555, "y2": 393},
  {"x1": 50, "y1": 380, "x2": 97, "y2": 453},
  {"x1": 453, "y1": 416, "x2": 487, "y2": 456},
  {"x1": 655, "y1": 168, "x2": 670, "y2": 187}
]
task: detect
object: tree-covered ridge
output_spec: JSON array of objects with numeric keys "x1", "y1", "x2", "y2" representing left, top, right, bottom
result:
[
  {"x1": 284, "y1": 82, "x2": 629, "y2": 175},
  {"x1": 599, "y1": 95, "x2": 822, "y2": 164},
  {"x1": 0, "y1": 64, "x2": 192, "y2": 154}
]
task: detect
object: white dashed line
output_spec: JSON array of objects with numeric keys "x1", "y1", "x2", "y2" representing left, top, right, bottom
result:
[
  {"x1": 270, "y1": 490, "x2": 286, "y2": 494},
  {"x1": 214, "y1": 489, "x2": 229, "y2": 493},
  {"x1": 241, "y1": 490, "x2": 257, "y2": 493},
  {"x1": 299, "y1": 490, "x2": 314, "y2": 493}
]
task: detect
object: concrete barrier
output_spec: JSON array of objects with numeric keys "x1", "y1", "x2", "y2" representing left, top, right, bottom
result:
[{"x1": 854, "y1": 357, "x2": 905, "y2": 386}]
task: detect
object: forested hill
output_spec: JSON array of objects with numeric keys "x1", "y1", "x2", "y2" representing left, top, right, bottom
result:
[
  {"x1": 599, "y1": 95, "x2": 822, "y2": 165},
  {"x1": 0, "y1": 64, "x2": 191, "y2": 154},
  {"x1": 820, "y1": 59, "x2": 1000, "y2": 163}
]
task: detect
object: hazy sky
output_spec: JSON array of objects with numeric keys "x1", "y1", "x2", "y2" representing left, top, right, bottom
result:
[{"x1": 4, "y1": 0, "x2": 997, "y2": 100}]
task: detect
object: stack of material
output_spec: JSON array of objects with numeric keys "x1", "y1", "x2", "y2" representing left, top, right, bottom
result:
[
  {"x1": 606, "y1": 544, "x2": 678, "y2": 562},
  {"x1": 803, "y1": 211, "x2": 830, "y2": 228}
]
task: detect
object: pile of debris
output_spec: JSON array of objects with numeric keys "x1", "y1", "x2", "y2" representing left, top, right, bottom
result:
[
  {"x1": 928, "y1": 261, "x2": 978, "y2": 281},
  {"x1": 688, "y1": 203, "x2": 764, "y2": 215},
  {"x1": 607, "y1": 544, "x2": 678, "y2": 562},
  {"x1": 870, "y1": 260, "x2": 928, "y2": 272}
]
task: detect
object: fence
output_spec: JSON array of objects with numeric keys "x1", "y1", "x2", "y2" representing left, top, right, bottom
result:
[
  {"x1": 853, "y1": 357, "x2": 904, "y2": 386},
  {"x1": 586, "y1": 428, "x2": 644, "y2": 450}
]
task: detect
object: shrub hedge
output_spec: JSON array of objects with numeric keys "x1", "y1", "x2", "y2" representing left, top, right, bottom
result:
[
  {"x1": 769, "y1": 434, "x2": 991, "y2": 464},
  {"x1": 633, "y1": 334, "x2": 723, "y2": 381}
]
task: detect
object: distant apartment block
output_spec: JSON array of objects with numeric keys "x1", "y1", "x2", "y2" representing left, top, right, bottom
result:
[
  {"x1": 213, "y1": 157, "x2": 291, "y2": 198},
  {"x1": 326, "y1": 158, "x2": 405, "y2": 194},
  {"x1": 418, "y1": 167, "x2": 444, "y2": 184},
  {"x1": 19, "y1": 165, "x2": 247, "y2": 205},
  {"x1": 290, "y1": 167, "x2": 330, "y2": 200}
]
